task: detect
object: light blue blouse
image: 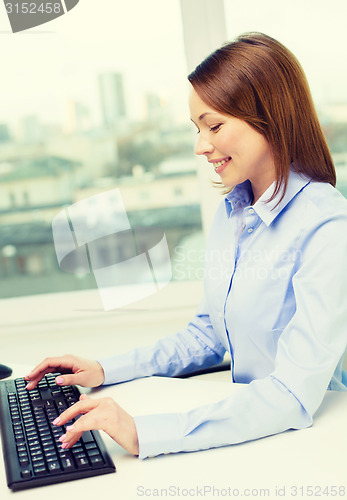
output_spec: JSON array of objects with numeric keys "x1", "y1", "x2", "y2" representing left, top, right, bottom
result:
[{"x1": 99, "y1": 169, "x2": 347, "y2": 459}]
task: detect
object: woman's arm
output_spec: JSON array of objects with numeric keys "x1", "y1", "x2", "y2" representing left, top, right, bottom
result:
[{"x1": 98, "y1": 299, "x2": 227, "y2": 384}]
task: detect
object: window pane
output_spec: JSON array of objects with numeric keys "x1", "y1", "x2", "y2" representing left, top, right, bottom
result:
[{"x1": 0, "y1": 0, "x2": 203, "y2": 300}]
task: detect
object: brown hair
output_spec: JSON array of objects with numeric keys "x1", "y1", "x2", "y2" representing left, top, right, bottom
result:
[{"x1": 188, "y1": 32, "x2": 336, "y2": 201}]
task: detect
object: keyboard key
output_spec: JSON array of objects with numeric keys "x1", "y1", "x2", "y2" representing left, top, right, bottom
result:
[
  {"x1": 24, "y1": 425, "x2": 36, "y2": 433},
  {"x1": 87, "y1": 448, "x2": 101, "y2": 457},
  {"x1": 34, "y1": 460, "x2": 45, "y2": 468},
  {"x1": 56, "y1": 399, "x2": 67, "y2": 410},
  {"x1": 61, "y1": 457, "x2": 75, "y2": 470},
  {"x1": 85, "y1": 442, "x2": 98, "y2": 450},
  {"x1": 48, "y1": 461, "x2": 61, "y2": 472},
  {"x1": 34, "y1": 466, "x2": 47, "y2": 476},
  {"x1": 40, "y1": 430, "x2": 51, "y2": 438},
  {"x1": 27, "y1": 438, "x2": 40, "y2": 447},
  {"x1": 29, "y1": 445, "x2": 41, "y2": 453},
  {"x1": 27, "y1": 430, "x2": 38, "y2": 439},
  {"x1": 58, "y1": 449, "x2": 70, "y2": 458},
  {"x1": 21, "y1": 469, "x2": 32, "y2": 479},
  {"x1": 31, "y1": 449, "x2": 43, "y2": 457},
  {"x1": 32, "y1": 399, "x2": 44, "y2": 407},
  {"x1": 81, "y1": 431, "x2": 94, "y2": 443},
  {"x1": 42, "y1": 444, "x2": 55, "y2": 452},
  {"x1": 90, "y1": 455, "x2": 104, "y2": 466},
  {"x1": 76, "y1": 457, "x2": 89, "y2": 469},
  {"x1": 72, "y1": 446, "x2": 84, "y2": 455}
]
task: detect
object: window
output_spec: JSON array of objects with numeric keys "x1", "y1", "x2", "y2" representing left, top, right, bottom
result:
[
  {"x1": 1, "y1": 1, "x2": 345, "y2": 302},
  {"x1": 0, "y1": 0, "x2": 205, "y2": 300}
]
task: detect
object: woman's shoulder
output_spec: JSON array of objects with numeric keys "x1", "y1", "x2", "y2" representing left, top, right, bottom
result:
[{"x1": 299, "y1": 181, "x2": 347, "y2": 222}]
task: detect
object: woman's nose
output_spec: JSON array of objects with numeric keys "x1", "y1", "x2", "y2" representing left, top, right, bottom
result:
[{"x1": 195, "y1": 134, "x2": 214, "y2": 156}]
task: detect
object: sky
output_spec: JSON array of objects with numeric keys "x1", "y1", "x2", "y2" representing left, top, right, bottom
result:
[
  {"x1": 0, "y1": 0, "x2": 346, "y2": 130},
  {"x1": 0, "y1": 0, "x2": 188, "y2": 127},
  {"x1": 225, "y1": 0, "x2": 347, "y2": 105}
]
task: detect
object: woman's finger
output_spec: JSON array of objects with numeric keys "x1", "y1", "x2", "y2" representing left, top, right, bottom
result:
[
  {"x1": 59, "y1": 412, "x2": 97, "y2": 448},
  {"x1": 59, "y1": 429, "x2": 84, "y2": 449},
  {"x1": 53, "y1": 399, "x2": 98, "y2": 426},
  {"x1": 25, "y1": 356, "x2": 76, "y2": 389}
]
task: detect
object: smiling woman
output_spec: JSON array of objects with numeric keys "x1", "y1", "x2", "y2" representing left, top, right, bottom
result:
[
  {"x1": 26, "y1": 31, "x2": 347, "y2": 461},
  {"x1": 188, "y1": 32, "x2": 335, "y2": 204}
]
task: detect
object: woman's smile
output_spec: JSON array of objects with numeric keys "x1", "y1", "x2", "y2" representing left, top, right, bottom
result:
[{"x1": 209, "y1": 157, "x2": 232, "y2": 173}]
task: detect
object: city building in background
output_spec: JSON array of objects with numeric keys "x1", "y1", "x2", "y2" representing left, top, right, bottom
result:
[
  {"x1": 0, "y1": 62, "x2": 202, "y2": 298},
  {"x1": 98, "y1": 72, "x2": 127, "y2": 130}
]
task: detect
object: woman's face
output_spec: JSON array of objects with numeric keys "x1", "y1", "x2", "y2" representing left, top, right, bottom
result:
[{"x1": 189, "y1": 88, "x2": 276, "y2": 203}]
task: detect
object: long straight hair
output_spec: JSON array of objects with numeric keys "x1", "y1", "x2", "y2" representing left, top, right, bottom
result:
[{"x1": 188, "y1": 32, "x2": 335, "y2": 201}]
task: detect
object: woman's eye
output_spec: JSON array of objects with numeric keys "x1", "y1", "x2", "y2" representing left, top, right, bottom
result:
[{"x1": 210, "y1": 124, "x2": 221, "y2": 132}]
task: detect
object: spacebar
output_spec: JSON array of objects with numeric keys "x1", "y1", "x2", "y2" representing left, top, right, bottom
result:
[{"x1": 31, "y1": 399, "x2": 45, "y2": 407}]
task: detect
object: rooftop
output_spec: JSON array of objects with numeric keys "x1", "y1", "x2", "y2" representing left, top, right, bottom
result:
[{"x1": 0, "y1": 156, "x2": 80, "y2": 182}]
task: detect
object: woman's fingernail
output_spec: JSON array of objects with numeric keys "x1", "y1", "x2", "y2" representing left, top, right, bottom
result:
[
  {"x1": 66, "y1": 425, "x2": 75, "y2": 432},
  {"x1": 53, "y1": 417, "x2": 61, "y2": 425},
  {"x1": 59, "y1": 434, "x2": 66, "y2": 442},
  {"x1": 56, "y1": 376, "x2": 64, "y2": 385},
  {"x1": 61, "y1": 443, "x2": 69, "y2": 449}
]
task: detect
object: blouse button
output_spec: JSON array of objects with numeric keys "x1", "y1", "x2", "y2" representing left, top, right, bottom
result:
[
  {"x1": 248, "y1": 208, "x2": 255, "y2": 214},
  {"x1": 247, "y1": 227, "x2": 254, "y2": 233}
]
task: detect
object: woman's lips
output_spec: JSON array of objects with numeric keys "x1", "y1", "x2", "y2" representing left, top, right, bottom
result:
[{"x1": 213, "y1": 157, "x2": 231, "y2": 174}]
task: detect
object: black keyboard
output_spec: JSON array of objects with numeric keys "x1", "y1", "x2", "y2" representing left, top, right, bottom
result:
[{"x1": 0, "y1": 374, "x2": 116, "y2": 490}]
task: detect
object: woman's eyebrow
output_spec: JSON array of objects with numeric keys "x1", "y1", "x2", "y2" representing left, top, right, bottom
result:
[
  {"x1": 198, "y1": 112, "x2": 215, "y2": 121},
  {"x1": 190, "y1": 112, "x2": 219, "y2": 124}
]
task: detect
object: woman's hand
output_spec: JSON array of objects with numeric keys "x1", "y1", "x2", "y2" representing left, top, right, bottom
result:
[
  {"x1": 24, "y1": 354, "x2": 105, "y2": 390},
  {"x1": 54, "y1": 393, "x2": 139, "y2": 456}
]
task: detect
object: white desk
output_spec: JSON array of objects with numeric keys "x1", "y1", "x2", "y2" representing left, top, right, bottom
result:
[{"x1": 1, "y1": 365, "x2": 346, "y2": 500}]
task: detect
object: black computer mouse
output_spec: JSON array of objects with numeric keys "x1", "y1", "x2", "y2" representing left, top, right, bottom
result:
[{"x1": 0, "y1": 364, "x2": 12, "y2": 380}]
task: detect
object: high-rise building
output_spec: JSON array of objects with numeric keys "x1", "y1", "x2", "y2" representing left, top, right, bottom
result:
[
  {"x1": 0, "y1": 124, "x2": 11, "y2": 143},
  {"x1": 64, "y1": 100, "x2": 92, "y2": 134},
  {"x1": 98, "y1": 72, "x2": 126, "y2": 129}
]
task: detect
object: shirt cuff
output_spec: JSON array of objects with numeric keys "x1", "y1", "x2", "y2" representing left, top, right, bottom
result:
[
  {"x1": 97, "y1": 353, "x2": 137, "y2": 385},
  {"x1": 134, "y1": 413, "x2": 185, "y2": 459}
]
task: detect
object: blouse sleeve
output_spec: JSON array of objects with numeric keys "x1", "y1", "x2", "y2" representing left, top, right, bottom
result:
[{"x1": 98, "y1": 297, "x2": 226, "y2": 385}]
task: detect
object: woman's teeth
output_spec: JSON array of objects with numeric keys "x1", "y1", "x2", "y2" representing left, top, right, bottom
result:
[{"x1": 214, "y1": 158, "x2": 230, "y2": 169}]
